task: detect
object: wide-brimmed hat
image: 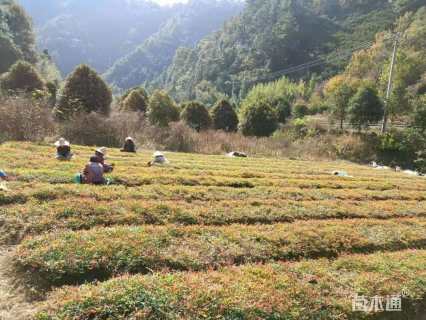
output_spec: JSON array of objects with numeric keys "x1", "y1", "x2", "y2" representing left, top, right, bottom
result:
[
  {"x1": 95, "y1": 147, "x2": 107, "y2": 155},
  {"x1": 54, "y1": 138, "x2": 70, "y2": 147},
  {"x1": 125, "y1": 137, "x2": 134, "y2": 141}
]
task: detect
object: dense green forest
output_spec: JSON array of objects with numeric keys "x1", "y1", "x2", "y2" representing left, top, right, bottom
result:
[
  {"x1": 0, "y1": 0, "x2": 37, "y2": 73},
  {"x1": 157, "y1": 0, "x2": 425, "y2": 102},
  {"x1": 104, "y1": 0, "x2": 244, "y2": 92},
  {"x1": 0, "y1": 0, "x2": 59, "y2": 81}
]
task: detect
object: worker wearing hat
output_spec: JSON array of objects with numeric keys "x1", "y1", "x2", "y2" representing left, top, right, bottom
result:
[
  {"x1": 94, "y1": 147, "x2": 114, "y2": 173},
  {"x1": 55, "y1": 138, "x2": 73, "y2": 160},
  {"x1": 120, "y1": 137, "x2": 137, "y2": 153}
]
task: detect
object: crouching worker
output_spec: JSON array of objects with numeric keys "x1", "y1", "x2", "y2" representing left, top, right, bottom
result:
[
  {"x1": 0, "y1": 170, "x2": 9, "y2": 181},
  {"x1": 0, "y1": 170, "x2": 9, "y2": 191},
  {"x1": 78, "y1": 156, "x2": 106, "y2": 185},
  {"x1": 55, "y1": 138, "x2": 73, "y2": 160},
  {"x1": 121, "y1": 137, "x2": 137, "y2": 153},
  {"x1": 94, "y1": 147, "x2": 114, "y2": 173},
  {"x1": 148, "y1": 151, "x2": 169, "y2": 167}
]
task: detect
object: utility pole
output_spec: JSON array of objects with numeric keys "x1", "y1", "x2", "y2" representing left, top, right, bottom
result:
[{"x1": 381, "y1": 32, "x2": 400, "y2": 134}]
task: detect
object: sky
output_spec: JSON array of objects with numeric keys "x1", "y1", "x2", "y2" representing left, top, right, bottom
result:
[{"x1": 153, "y1": 0, "x2": 189, "y2": 5}]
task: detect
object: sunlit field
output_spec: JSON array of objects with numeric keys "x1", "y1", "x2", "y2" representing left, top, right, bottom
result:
[{"x1": 0, "y1": 142, "x2": 425, "y2": 319}]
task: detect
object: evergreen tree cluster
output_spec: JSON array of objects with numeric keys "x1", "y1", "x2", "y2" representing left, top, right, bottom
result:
[{"x1": 0, "y1": 0, "x2": 37, "y2": 73}]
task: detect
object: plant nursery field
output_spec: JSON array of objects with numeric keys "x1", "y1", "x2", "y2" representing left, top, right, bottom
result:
[{"x1": 0, "y1": 142, "x2": 425, "y2": 319}]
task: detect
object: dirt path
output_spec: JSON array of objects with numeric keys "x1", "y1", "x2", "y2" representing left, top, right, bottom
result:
[{"x1": 0, "y1": 246, "x2": 36, "y2": 320}]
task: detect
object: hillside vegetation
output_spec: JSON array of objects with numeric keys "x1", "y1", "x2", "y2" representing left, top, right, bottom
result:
[
  {"x1": 18, "y1": 0, "x2": 243, "y2": 78},
  {"x1": 0, "y1": 143, "x2": 425, "y2": 318},
  {"x1": 104, "y1": 0, "x2": 243, "y2": 92},
  {"x1": 0, "y1": 0, "x2": 60, "y2": 81},
  {"x1": 159, "y1": 0, "x2": 425, "y2": 101},
  {"x1": 18, "y1": 0, "x2": 173, "y2": 75}
]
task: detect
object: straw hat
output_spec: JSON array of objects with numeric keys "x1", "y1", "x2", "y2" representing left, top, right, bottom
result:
[
  {"x1": 96, "y1": 147, "x2": 107, "y2": 155},
  {"x1": 54, "y1": 138, "x2": 70, "y2": 147}
]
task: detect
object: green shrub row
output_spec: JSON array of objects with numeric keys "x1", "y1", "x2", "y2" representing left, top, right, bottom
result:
[
  {"x1": 3, "y1": 198, "x2": 426, "y2": 245},
  {"x1": 16, "y1": 218, "x2": 426, "y2": 286},
  {"x1": 36, "y1": 249, "x2": 426, "y2": 319}
]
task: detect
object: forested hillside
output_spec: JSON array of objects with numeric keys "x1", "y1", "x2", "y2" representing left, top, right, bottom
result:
[
  {"x1": 18, "y1": 0, "x2": 177, "y2": 75},
  {"x1": 0, "y1": 0, "x2": 60, "y2": 81},
  {"x1": 104, "y1": 0, "x2": 244, "y2": 92},
  {"x1": 329, "y1": 5, "x2": 426, "y2": 121},
  {"x1": 0, "y1": 0, "x2": 37, "y2": 73},
  {"x1": 18, "y1": 0, "x2": 244, "y2": 79},
  {"x1": 158, "y1": 0, "x2": 425, "y2": 102}
]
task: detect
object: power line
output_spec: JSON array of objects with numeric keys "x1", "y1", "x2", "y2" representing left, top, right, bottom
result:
[
  {"x1": 239, "y1": 40, "x2": 374, "y2": 86},
  {"x1": 276, "y1": 40, "x2": 374, "y2": 75}
]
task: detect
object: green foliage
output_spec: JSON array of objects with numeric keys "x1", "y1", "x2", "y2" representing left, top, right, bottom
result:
[
  {"x1": 0, "y1": 32, "x2": 21, "y2": 74},
  {"x1": 380, "y1": 51, "x2": 422, "y2": 116},
  {"x1": 4, "y1": 2, "x2": 36, "y2": 63},
  {"x1": 348, "y1": 85, "x2": 384, "y2": 130},
  {"x1": 276, "y1": 99, "x2": 292, "y2": 123},
  {"x1": 45, "y1": 81, "x2": 57, "y2": 106},
  {"x1": 378, "y1": 128, "x2": 426, "y2": 166},
  {"x1": 194, "y1": 80, "x2": 228, "y2": 107},
  {"x1": 120, "y1": 87, "x2": 149, "y2": 113},
  {"x1": 180, "y1": 101, "x2": 212, "y2": 131},
  {"x1": 413, "y1": 95, "x2": 426, "y2": 132},
  {"x1": 343, "y1": 5, "x2": 426, "y2": 122},
  {"x1": 242, "y1": 77, "x2": 302, "y2": 125},
  {"x1": 0, "y1": 60, "x2": 44, "y2": 93},
  {"x1": 211, "y1": 99, "x2": 239, "y2": 132},
  {"x1": 0, "y1": 1, "x2": 38, "y2": 73},
  {"x1": 291, "y1": 118, "x2": 308, "y2": 138},
  {"x1": 160, "y1": 0, "x2": 404, "y2": 101},
  {"x1": 414, "y1": 151, "x2": 426, "y2": 174},
  {"x1": 240, "y1": 100, "x2": 278, "y2": 137},
  {"x1": 57, "y1": 65, "x2": 112, "y2": 119},
  {"x1": 293, "y1": 102, "x2": 309, "y2": 119},
  {"x1": 327, "y1": 82, "x2": 356, "y2": 129},
  {"x1": 35, "y1": 50, "x2": 61, "y2": 84},
  {"x1": 147, "y1": 90, "x2": 180, "y2": 127},
  {"x1": 104, "y1": 1, "x2": 243, "y2": 91}
]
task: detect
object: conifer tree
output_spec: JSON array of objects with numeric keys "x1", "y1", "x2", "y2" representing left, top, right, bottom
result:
[
  {"x1": 57, "y1": 64, "x2": 112, "y2": 119},
  {"x1": 211, "y1": 99, "x2": 239, "y2": 132}
]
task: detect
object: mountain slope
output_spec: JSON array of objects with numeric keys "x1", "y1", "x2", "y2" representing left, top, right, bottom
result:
[
  {"x1": 158, "y1": 0, "x2": 424, "y2": 101},
  {"x1": 0, "y1": 0, "x2": 60, "y2": 81},
  {"x1": 18, "y1": 0, "x2": 177, "y2": 75},
  {"x1": 0, "y1": 0, "x2": 37, "y2": 73},
  {"x1": 104, "y1": 0, "x2": 244, "y2": 92}
]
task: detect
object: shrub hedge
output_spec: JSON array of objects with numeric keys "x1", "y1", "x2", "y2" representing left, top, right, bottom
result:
[
  {"x1": 35, "y1": 250, "x2": 426, "y2": 319},
  {"x1": 15, "y1": 218, "x2": 426, "y2": 286}
]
